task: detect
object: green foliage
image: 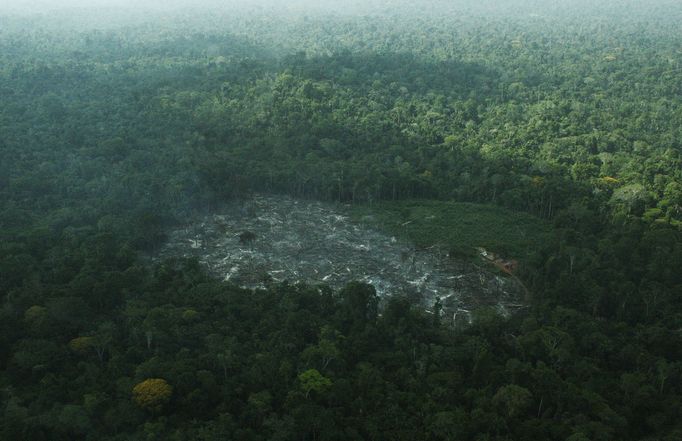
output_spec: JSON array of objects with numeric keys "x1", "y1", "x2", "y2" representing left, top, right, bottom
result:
[
  {"x1": 298, "y1": 369, "x2": 332, "y2": 398},
  {"x1": 352, "y1": 199, "x2": 552, "y2": 258},
  {"x1": 1, "y1": 3, "x2": 682, "y2": 440},
  {"x1": 492, "y1": 384, "x2": 533, "y2": 418}
]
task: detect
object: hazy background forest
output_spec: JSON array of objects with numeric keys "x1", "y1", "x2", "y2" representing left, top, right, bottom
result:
[{"x1": 1, "y1": 1, "x2": 681, "y2": 440}]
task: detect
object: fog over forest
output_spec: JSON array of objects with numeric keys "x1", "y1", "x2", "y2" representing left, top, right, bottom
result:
[{"x1": 3, "y1": 0, "x2": 682, "y2": 18}]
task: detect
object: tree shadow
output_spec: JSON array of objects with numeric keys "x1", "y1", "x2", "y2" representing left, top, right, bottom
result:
[{"x1": 281, "y1": 50, "x2": 499, "y2": 99}]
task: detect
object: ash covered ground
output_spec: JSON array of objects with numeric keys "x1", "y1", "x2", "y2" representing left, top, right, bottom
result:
[{"x1": 157, "y1": 196, "x2": 525, "y2": 323}]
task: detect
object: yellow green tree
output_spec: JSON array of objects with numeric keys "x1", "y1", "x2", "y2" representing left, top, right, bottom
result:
[{"x1": 132, "y1": 378, "x2": 173, "y2": 412}]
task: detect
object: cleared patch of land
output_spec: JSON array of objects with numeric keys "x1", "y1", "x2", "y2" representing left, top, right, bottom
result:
[
  {"x1": 157, "y1": 196, "x2": 528, "y2": 323},
  {"x1": 351, "y1": 200, "x2": 552, "y2": 261}
]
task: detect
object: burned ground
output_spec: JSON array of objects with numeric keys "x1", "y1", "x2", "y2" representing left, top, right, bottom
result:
[{"x1": 157, "y1": 196, "x2": 526, "y2": 324}]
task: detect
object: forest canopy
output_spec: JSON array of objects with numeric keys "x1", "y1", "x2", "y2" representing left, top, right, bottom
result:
[{"x1": 1, "y1": 1, "x2": 681, "y2": 440}]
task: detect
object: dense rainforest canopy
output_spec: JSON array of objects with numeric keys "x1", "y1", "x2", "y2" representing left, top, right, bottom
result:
[{"x1": 1, "y1": 1, "x2": 681, "y2": 440}]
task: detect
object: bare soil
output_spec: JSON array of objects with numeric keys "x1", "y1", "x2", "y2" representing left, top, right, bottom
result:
[{"x1": 157, "y1": 195, "x2": 526, "y2": 324}]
